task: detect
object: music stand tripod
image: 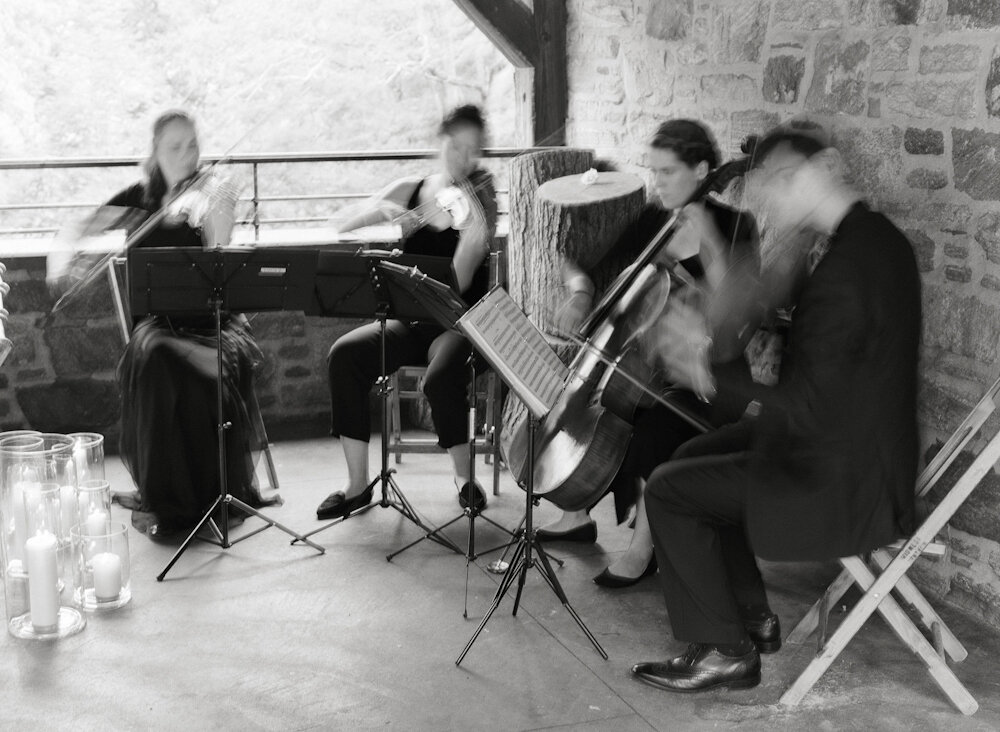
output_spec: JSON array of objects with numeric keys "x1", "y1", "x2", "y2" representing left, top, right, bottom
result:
[
  {"x1": 127, "y1": 247, "x2": 326, "y2": 581},
  {"x1": 295, "y1": 254, "x2": 463, "y2": 557}
]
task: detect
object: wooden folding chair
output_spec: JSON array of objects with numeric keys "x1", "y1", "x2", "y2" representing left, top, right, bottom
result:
[{"x1": 781, "y1": 376, "x2": 1000, "y2": 715}]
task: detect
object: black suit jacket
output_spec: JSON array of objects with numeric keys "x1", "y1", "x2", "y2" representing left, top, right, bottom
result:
[{"x1": 716, "y1": 202, "x2": 920, "y2": 561}]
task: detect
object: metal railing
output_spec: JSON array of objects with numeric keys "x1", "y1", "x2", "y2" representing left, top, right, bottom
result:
[{"x1": 0, "y1": 147, "x2": 536, "y2": 238}]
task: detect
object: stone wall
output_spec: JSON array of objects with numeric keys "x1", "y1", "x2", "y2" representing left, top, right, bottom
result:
[
  {"x1": 564, "y1": 0, "x2": 1000, "y2": 629},
  {"x1": 0, "y1": 255, "x2": 362, "y2": 449}
]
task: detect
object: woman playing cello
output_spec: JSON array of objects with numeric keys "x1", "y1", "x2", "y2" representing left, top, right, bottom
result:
[{"x1": 537, "y1": 119, "x2": 760, "y2": 586}]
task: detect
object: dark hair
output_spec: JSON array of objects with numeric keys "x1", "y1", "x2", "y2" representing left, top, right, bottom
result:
[
  {"x1": 649, "y1": 119, "x2": 720, "y2": 170},
  {"x1": 438, "y1": 104, "x2": 486, "y2": 137},
  {"x1": 143, "y1": 109, "x2": 197, "y2": 209},
  {"x1": 753, "y1": 122, "x2": 828, "y2": 167}
]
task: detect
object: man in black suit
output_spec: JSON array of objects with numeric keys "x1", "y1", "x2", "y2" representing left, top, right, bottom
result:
[{"x1": 631, "y1": 126, "x2": 921, "y2": 692}]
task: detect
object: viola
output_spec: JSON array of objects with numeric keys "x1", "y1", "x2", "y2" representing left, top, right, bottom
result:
[{"x1": 504, "y1": 141, "x2": 757, "y2": 510}]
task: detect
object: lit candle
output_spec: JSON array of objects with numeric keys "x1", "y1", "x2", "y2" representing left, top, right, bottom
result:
[
  {"x1": 84, "y1": 510, "x2": 109, "y2": 538},
  {"x1": 59, "y1": 484, "x2": 77, "y2": 538},
  {"x1": 91, "y1": 552, "x2": 122, "y2": 602},
  {"x1": 24, "y1": 532, "x2": 59, "y2": 631}
]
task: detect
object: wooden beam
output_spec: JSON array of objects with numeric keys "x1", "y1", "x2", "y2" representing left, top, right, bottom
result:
[
  {"x1": 453, "y1": 0, "x2": 567, "y2": 146},
  {"x1": 451, "y1": 0, "x2": 537, "y2": 67}
]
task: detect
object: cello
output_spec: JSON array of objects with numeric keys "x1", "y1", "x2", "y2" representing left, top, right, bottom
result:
[{"x1": 505, "y1": 143, "x2": 758, "y2": 511}]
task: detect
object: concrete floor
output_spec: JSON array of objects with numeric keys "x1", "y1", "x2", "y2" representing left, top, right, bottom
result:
[{"x1": 2, "y1": 436, "x2": 999, "y2": 731}]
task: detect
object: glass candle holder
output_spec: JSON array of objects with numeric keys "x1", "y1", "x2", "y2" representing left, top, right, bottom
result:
[
  {"x1": 0, "y1": 435, "x2": 85, "y2": 639},
  {"x1": 76, "y1": 480, "x2": 112, "y2": 538},
  {"x1": 71, "y1": 522, "x2": 131, "y2": 611},
  {"x1": 67, "y1": 432, "x2": 105, "y2": 484}
]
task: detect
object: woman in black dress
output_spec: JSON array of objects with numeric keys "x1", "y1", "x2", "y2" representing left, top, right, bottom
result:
[
  {"x1": 317, "y1": 105, "x2": 498, "y2": 521},
  {"x1": 540, "y1": 120, "x2": 759, "y2": 586},
  {"x1": 111, "y1": 110, "x2": 276, "y2": 539}
]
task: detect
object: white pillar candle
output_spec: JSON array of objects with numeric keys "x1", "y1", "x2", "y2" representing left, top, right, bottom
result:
[
  {"x1": 59, "y1": 484, "x2": 77, "y2": 538},
  {"x1": 24, "y1": 532, "x2": 59, "y2": 631},
  {"x1": 91, "y1": 552, "x2": 122, "y2": 602},
  {"x1": 84, "y1": 510, "x2": 109, "y2": 538}
]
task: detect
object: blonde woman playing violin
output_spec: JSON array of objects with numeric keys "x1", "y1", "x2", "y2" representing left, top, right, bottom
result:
[
  {"x1": 318, "y1": 105, "x2": 498, "y2": 521},
  {"x1": 101, "y1": 110, "x2": 277, "y2": 540}
]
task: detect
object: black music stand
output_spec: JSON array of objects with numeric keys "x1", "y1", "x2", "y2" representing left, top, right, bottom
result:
[
  {"x1": 126, "y1": 247, "x2": 327, "y2": 580},
  {"x1": 453, "y1": 288, "x2": 607, "y2": 665},
  {"x1": 377, "y1": 263, "x2": 516, "y2": 609},
  {"x1": 295, "y1": 252, "x2": 464, "y2": 558}
]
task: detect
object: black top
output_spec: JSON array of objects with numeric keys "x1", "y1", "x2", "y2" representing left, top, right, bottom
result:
[
  {"x1": 401, "y1": 171, "x2": 493, "y2": 306},
  {"x1": 588, "y1": 197, "x2": 758, "y2": 300},
  {"x1": 716, "y1": 202, "x2": 921, "y2": 561},
  {"x1": 105, "y1": 181, "x2": 203, "y2": 249}
]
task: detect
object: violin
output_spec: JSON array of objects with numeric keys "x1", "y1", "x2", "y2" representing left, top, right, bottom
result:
[{"x1": 504, "y1": 140, "x2": 758, "y2": 510}]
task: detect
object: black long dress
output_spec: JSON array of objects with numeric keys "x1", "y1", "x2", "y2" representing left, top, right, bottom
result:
[{"x1": 111, "y1": 181, "x2": 276, "y2": 531}]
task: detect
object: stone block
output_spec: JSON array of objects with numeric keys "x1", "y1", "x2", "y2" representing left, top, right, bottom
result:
[
  {"x1": 762, "y1": 55, "x2": 805, "y2": 103},
  {"x1": 946, "y1": 0, "x2": 1000, "y2": 28},
  {"x1": 850, "y1": 0, "x2": 923, "y2": 24},
  {"x1": 987, "y1": 49, "x2": 1000, "y2": 118},
  {"x1": 4, "y1": 317, "x2": 39, "y2": 368},
  {"x1": 954, "y1": 128, "x2": 1000, "y2": 201},
  {"x1": 675, "y1": 41, "x2": 708, "y2": 65},
  {"x1": 919, "y1": 44, "x2": 980, "y2": 73},
  {"x1": 646, "y1": 0, "x2": 691, "y2": 41},
  {"x1": 974, "y1": 212, "x2": 1000, "y2": 264},
  {"x1": 871, "y1": 32, "x2": 911, "y2": 71},
  {"x1": 773, "y1": 0, "x2": 844, "y2": 29},
  {"x1": 904, "y1": 127, "x2": 945, "y2": 154},
  {"x1": 46, "y1": 322, "x2": 122, "y2": 376},
  {"x1": 704, "y1": 0, "x2": 768, "y2": 64},
  {"x1": 906, "y1": 168, "x2": 948, "y2": 189},
  {"x1": 700, "y1": 74, "x2": 758, "y2": 104},
  {"x1": 881, "y1": 79, "x2": 976, "y2": 119},
  {"x1": 891, "y1": 201, "x2": 971, "y2": 233},
  {"x1": 284, "y1": 365, "x2": 311, "y2": 379},
  {"x1": 805, "y1": 36, "x2": 870, "y2": 116},
  {"x1": 16, "y1": 378, "x2": 119, "y2": 432},
  {"x1": 830, "y1": 126, "x2": 902, "y2": 198},
  {"x1": 944, "y1": 264, "x2": 972, "y2": 283},
  {"x1": 251, "y1": 312, "x2": 306, "y2": 340},
  {"x1": 622, "y1": 49, "x2": 672, "y2": 106},
  {"x1": 277, "y1": 343, "x2": 311, "y2": 361},
  {"x1": 982, "y1": 274, "x2": 1000, "y2": 291},
  {"x1": 906, "y1": 229, "x2": 935, "y2": 271},
  {"x1": 943, "y1": 242, "x2": 969, "y2": 259},
  {"x1": 922, "y1": 284, "x2": 1000, "y2": 363},
  {"x1": 928, "y1": 451, "x2": 1000, "y2": 554}
]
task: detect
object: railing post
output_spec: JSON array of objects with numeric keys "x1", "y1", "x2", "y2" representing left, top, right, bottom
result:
[{"x1": 252, "y1": 162, "x2": 260, "y2": 242}]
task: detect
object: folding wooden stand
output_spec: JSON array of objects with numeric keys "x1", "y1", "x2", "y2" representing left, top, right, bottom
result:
[{"x1": 782, "y1": 377, "x2": 1000, "y2": 715}]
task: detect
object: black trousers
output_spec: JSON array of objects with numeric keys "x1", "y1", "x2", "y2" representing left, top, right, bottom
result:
[
  {"x1": 328, "y1": 319, "x2": 474, "y2": 449},
  {"x1": 645, "y1": 420, "x2": 768, "y2": 645}
]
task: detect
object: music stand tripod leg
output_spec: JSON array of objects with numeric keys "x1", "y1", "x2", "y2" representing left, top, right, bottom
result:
[
  {"x1": 157, "y1": 280, "x2": 323, "y2": 581},
  {"x1": 455, "y1": 415, "x2": 606, "y2": 665}
]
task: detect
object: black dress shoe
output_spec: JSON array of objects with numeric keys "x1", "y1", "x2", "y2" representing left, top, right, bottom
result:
[
  {"x1": 457, "y1": 481, "x2": 487, "y2": 512},
  {"x1": 743, "y1": 612, "x2": 781, "y2": 654},
  {"x1": 316, "y1": 485, "x2": 374, "y2": 520},
  {"x1": 631, "y1": 643, "x2": 761, "y2": 693},
  {"x1": 536, "y1": 521, "x2": 598, "y2": 543},
  {"x1": 593, "y1": 555, "x2": 657, "y2": 588}
]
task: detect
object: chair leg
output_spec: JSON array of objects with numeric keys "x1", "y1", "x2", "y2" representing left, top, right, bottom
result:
[
  {"x1": 870, "y1": 548, "x2": 967, "y2": 662},
  {"x1": 389, "y1": 372, "x2": 403, "y2": 464},
  {"x1": 780, "y1": 556, "x2": 978, "y2": 715},
  {"x1": 786, "y1": 567, "x2": 855, "y2": 645}
]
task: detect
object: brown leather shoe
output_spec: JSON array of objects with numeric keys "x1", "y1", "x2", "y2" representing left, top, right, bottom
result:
[
  {"x1": 631, "y1": 643, "x2": 761, "y2": 693},
  {"x1": 744, "y1": 612, "x2": 781, "y2": 654}
]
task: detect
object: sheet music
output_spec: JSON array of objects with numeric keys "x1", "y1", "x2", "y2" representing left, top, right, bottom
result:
[{"x1": 458, "y1": 287, "x2": 568, "y2": 418}]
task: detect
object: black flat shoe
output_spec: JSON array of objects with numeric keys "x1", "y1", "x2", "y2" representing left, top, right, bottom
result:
[
  {"x1": 743, "y1": 612, "x2": 781, "y2": 654},
  {"x1": 316, "y1": 485, "x2": 374, "y2": 520},
  {"x1": 536, "y1": 521, "x2": 598, "y2": 544},
  {"x1": 631, "y1": 643, "x2": 761, "y2": 693},
  {"x1": 458, "y1": 481, "x2": 487, "y2": 513},
  {"x1": 593, "y1": 555, "x2": 657, "y2": 588}
]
